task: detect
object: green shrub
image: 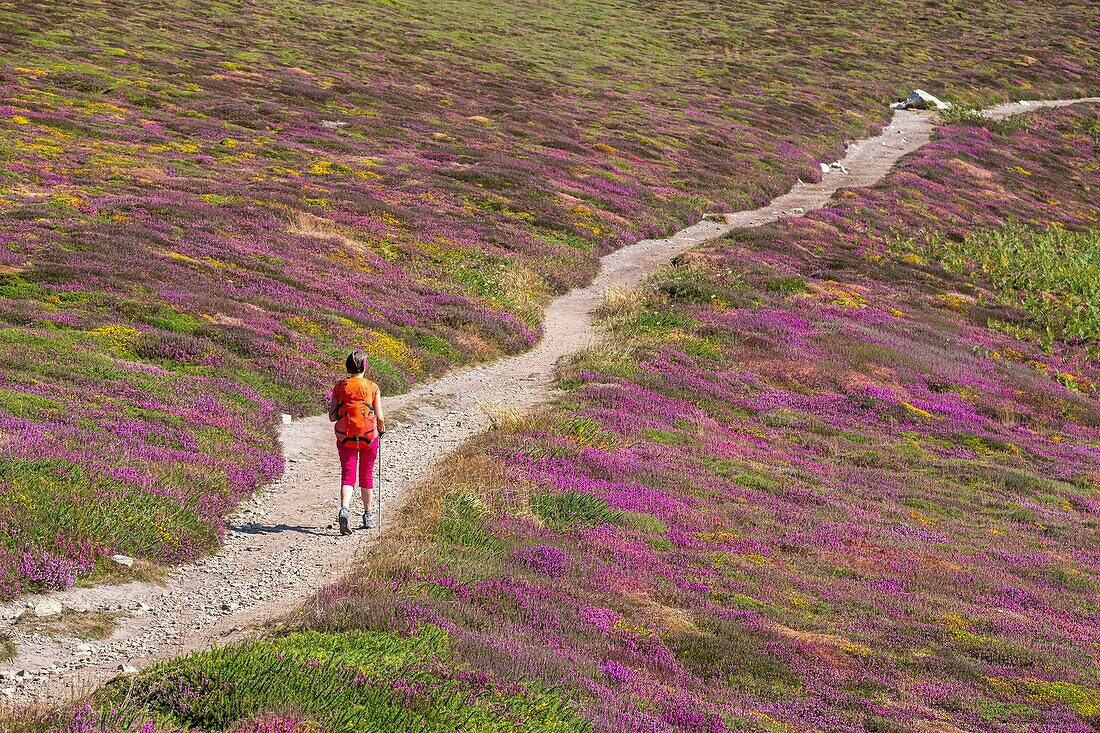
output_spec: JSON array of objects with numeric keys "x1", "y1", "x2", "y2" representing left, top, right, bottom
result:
[
  {"x1": 764, "y1": 276, "x2": 810, "y2": 294},
  {"x1": 733, "y1": 473, "x2": 781, "y2": 493},
  {"x1": 532, "y1": 491, "x2": 621, "y2": 530},
  {"x1": 564, "y1": 416, "x2": 619, "y2": 448},
  {"x1": 103, "y1": 628, "x2": 589, "y2": 732},
  {"x1": 951, "y1": 630, "x2": 1040, "y2": 668},
  {"x1": 894, "y1": 225, "x2": 1100, "y2": 352},
  {"x1": 863, "y1": 715, "x2": 910, "y2": 733},
  {"x1": 437, "y1": 491, "x2": 503, "y2": 557},
  {"x1": 701, "y1": 455, "x2": 740, "y2": 476},
  {"x1": 938, "y1": 106, "x2": 984, "y2": 126}
]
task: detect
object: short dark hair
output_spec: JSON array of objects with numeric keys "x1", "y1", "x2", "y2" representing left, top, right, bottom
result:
[{"x1": 345, "y1": 349, "x2": 367, "y2": 374}]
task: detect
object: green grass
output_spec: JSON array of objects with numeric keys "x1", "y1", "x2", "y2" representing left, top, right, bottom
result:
[
  {"x1": 437, "y1": 491, "x2": 505, "y2": 558},
  {"x1": 101, "y1": 627, "x2": 590, "y2": 732},
  {"x1": 893, "y1": 224, "x2": 1100, "y2": 352},
  {"x1": 764, "y1": 275, "x2": 811, "y2": 294},
  {"x1": 642, "y1": 427, "x2": 694, "y2": 445},
  {"x1": 531, "y1": 491, "x2": 621, "y2": 530},
  {"x1": 0, "y1": 634, "x2": 14, "y2": 663},
  {"x1": 617, "y1": 511, "x2": 668, "y2": 535},
  {"x1": 670, "y1": 620, "x2": 801, "y2": 697},
  {"x1": 0, "y1": 457, "x2": 218, "y2": 570}
]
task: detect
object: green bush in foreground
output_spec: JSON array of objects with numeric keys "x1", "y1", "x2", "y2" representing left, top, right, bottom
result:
[{"x1": 99, "y1": 628, "x2": 588, "y2": 733}]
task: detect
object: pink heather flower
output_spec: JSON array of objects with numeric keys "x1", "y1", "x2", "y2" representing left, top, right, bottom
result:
[
  {"x1": 19, "y1": 550, "x2": 90, "y2": 591},
  {"x1": 600, "y1": 659, "x2": 634, "y2": 685},
  {"x1": 233, "y1": 717, "x2": 306, "y2": 733},
  {"x1": 510, "y1": 544, "x2": 571, "y2": 577},
  {"x1": 581, "y1": 605, "x2": 621, "y2": 635}
]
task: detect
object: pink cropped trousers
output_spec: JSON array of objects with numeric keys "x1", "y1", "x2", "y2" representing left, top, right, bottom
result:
[{"x1": 337, "y1": 438, "x2": 378, "y2": 488}]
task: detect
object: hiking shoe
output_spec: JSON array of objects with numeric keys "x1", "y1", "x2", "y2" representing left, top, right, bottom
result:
[
  {"x1": 338, "y1": 507, "x2": 352, "y2": 536},
  {"x1": 362, "y1": 511, "x2": 375, "y2": 529}
]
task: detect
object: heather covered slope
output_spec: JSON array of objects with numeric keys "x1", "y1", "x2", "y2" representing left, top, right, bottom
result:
[
  {"x1": 241, "y1": 107, "x2": 1100, "y2": 732},
  {"x1": 29, "y1": 103, "x2": 1100, "y2": 733},
  {"x1": 2, "y1": 2, "x2": 1100, "y2": 593}
]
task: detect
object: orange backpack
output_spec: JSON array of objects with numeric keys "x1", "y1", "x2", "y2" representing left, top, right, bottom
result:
[{"x1": 335, "y1": 377, "x2": 378, "y2": 443}]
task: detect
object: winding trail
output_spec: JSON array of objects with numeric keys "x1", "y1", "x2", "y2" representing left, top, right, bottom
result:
[{"x1": 2, "y1": 96, "x2": 1097, "y2": 707}]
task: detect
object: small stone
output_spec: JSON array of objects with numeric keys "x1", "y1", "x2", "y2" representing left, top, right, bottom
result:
[
  {"x1": 281, "y1": 413, "x2": 293, "y2": 424},
  {"x1": 117, "y1": 664, "x2": 138, "y2": 674},
  {"x1": 111, "y1": 554, "x2": 134, "y2": 568},
  {"x1": 33, "y1": 599, "x2": 63, "y2": 618},
  {"x1": 890, "y1": 88, "x2": 952, "y2": 111},
  {"x1": 320, "y1": 120, "x2": 347, "y2": 129}
]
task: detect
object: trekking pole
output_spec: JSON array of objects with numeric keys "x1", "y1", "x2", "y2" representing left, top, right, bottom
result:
[{"x1": 376, "y1": 432, "x2": 383, "y2": 530}]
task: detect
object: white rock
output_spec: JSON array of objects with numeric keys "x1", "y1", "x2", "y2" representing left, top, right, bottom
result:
[
  {"x1": 281, "y1": 413, "x2": 293, "y2": 424},
  {"x1": 891, "y1": 89, "x2": 952, "y2": 111},
  {"x1": 819, "y1": 162, "x2": 830, "y2": 173},
  {"x1": 111, "y1": 554, "x2": 134, "y2": 568},
  {"x1": 117, "y1": 664, "x2": 138, "y2": 674},
  {"x1": 33, "y1": 599, "x2": 63, "y2": 618}
]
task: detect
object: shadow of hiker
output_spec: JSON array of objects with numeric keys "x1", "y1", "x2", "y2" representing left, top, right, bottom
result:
[{"x1": 229, "y1": 523, "x2": 329, "y2": 537}]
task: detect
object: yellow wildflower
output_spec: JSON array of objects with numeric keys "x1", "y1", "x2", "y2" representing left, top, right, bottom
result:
[
  {"x1": 89, "y1": 324, "x2": 141, "y2": 352},
  {"x1": 365, "y1": 329, "x2": 421, "y2": 371},
  {"x1": 903, "y1": 402, "x2": 933, "y2": 419}
]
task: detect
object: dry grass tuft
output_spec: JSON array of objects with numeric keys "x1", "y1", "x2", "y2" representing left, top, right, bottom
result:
[
  {"x1": 89, "y1": 558, "x2": 166, "y2": 588},
  {"x1": 476, "y1": 401, "x2": 528, "y2": 431},
  {"x1": 289, "y1": 210, "x2": 368, "y2": 252},
  {"x1": 15, "y1": 609, "x2": 118, "y2": 640},
  {"x1": 626, "y1": 593, "x2": 700, "y2": 634},
  {"x1": 595, "y1": 285, "x2": 646, "y2": 323}
]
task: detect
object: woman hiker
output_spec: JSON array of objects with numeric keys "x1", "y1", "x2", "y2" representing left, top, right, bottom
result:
[{"x1": 329, "y1": 349, "x2": 384, "y2": 535}]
